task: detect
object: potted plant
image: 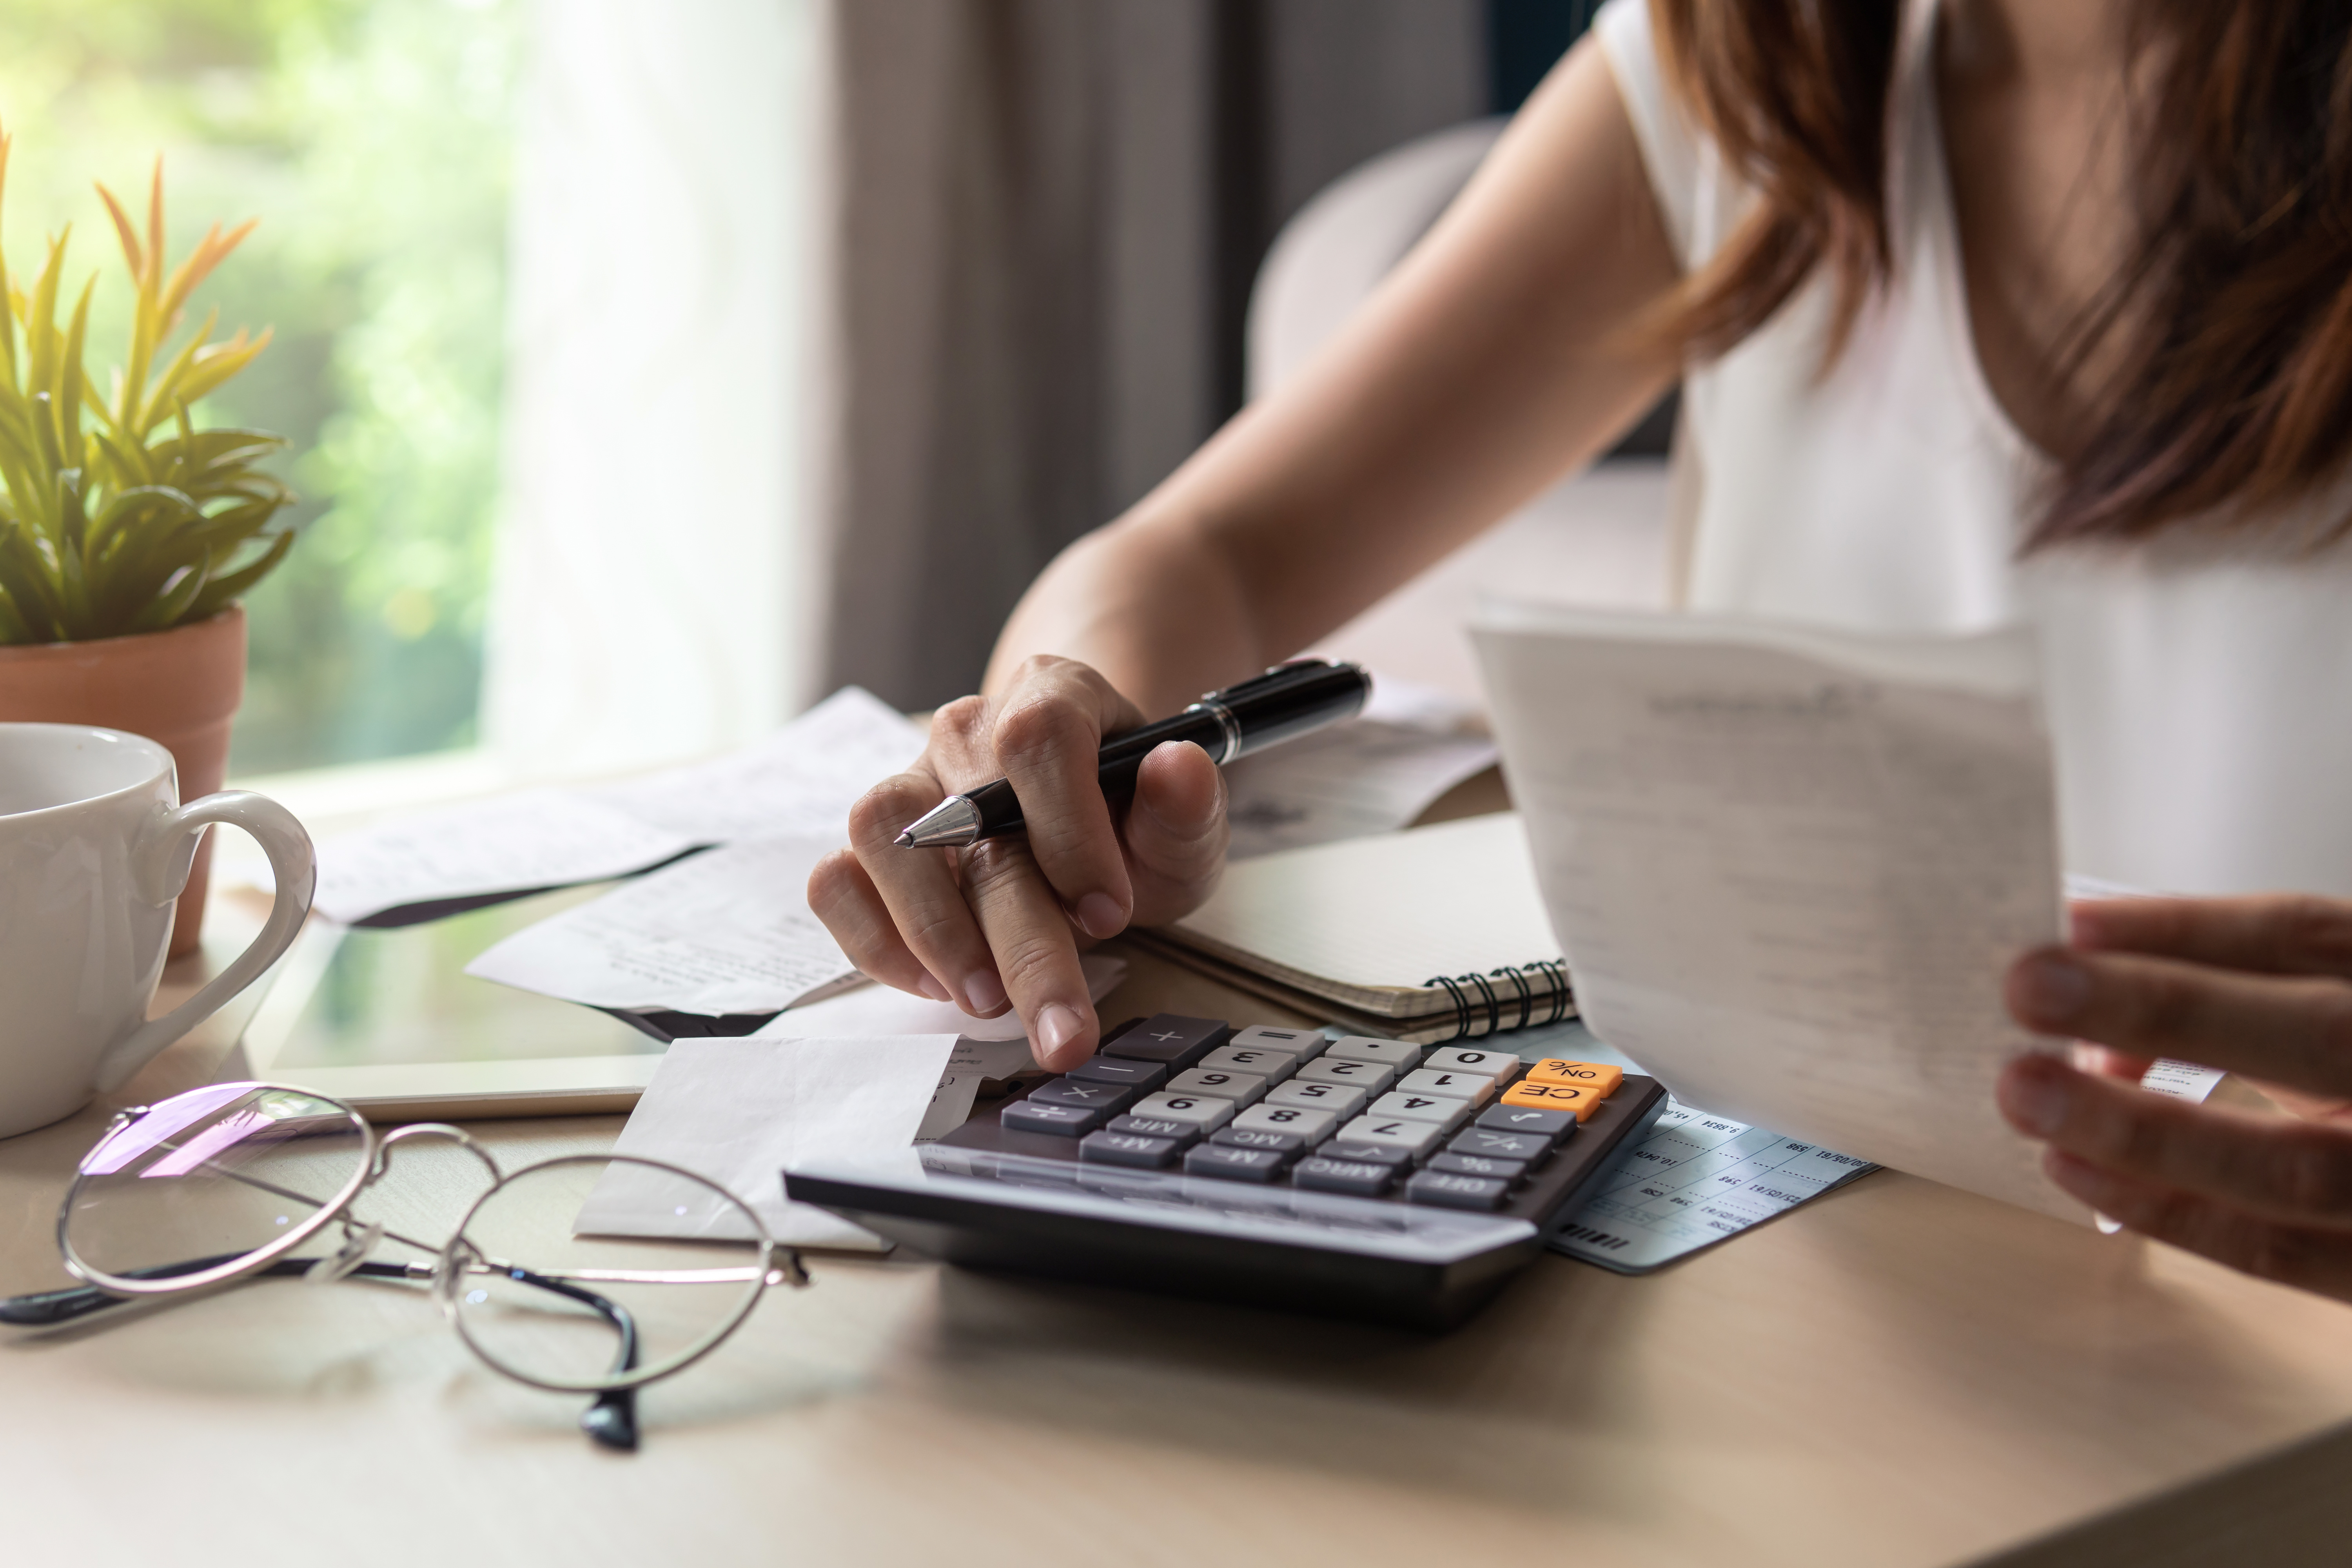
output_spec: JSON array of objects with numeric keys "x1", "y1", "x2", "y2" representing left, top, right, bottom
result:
[{"x1": 0, "y1": 134, "x2": 298, "y2": 956}]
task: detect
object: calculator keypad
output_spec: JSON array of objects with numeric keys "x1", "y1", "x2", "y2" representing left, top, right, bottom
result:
[{"x1": 991, "y1": 1025, "x2": 1627, "y2": 1212}]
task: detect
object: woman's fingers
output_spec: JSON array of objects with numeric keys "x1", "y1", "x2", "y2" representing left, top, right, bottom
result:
[
  {"x1": 1122, "y1": 740, "x2": 1230, "y2": 925},
  {"x1": 959, "y1": 838, "x2": 1100, "y2": 1070},
  {"x1": 2072, "y1": 895, "x2": 2352, "y2": 979},
  {"x1": 2038, "y1": 1149, "x2": 2352, "y2": 1299},
  {"x1": 1998, "y1": 1053, "x2": 2352, "y2": 1230},
  {"x1": 2007, "y1": 945, "x2": 2352, "y2": 1100},
  {"x1": 806, "y1": 849, "x2": 951, "y2": 1002},
  {"x1": 991, "y1": 657, "x2": 1145, "y2": 938},
  {"x1": 842, "y1": 769, "x2": 1007, "y2": 1015}
]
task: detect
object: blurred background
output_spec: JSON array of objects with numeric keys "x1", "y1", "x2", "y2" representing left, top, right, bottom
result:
[{"x1": 0, "y1": 0, "x2": 1608, "y2": 789}]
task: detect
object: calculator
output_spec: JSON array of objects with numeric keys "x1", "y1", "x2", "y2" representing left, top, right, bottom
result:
[{"x1": 783, "y1": 1013, "x2": 1666, "y2": 1328}]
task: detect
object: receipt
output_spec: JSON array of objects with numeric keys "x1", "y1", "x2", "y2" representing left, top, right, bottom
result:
[
  {"x1": 575, "y1": 1033, "x2": 956, "y2": 1250},
  {"x1": 464, "y1": 835, "x2": 857, "y2": 1015},
  {"x1": 1222, "y1": 676, "x2": 1497, "y2": 859},
  {"x1": 313, "y1": 687, "x2": 922, "y2": 925},
  {"x1": 312, "y1": 791, "x2": 698, "y2": 926}
]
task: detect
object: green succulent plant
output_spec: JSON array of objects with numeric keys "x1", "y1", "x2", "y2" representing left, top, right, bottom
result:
[{"x1": 0, "y1": 131, "x2": 295, "y2": 646}]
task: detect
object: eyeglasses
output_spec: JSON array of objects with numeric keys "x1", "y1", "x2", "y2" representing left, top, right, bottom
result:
[{"x1": 0, "y1": 1081, "x2": 807, "y2": 1451}]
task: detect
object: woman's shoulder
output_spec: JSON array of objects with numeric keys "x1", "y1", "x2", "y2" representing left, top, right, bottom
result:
[{"x1": 1591, "y1": 0, "x2": 1715, "y2": 270}]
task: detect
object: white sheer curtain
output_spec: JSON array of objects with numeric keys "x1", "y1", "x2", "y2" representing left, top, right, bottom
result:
[{"x1": 483, "y1": 0, "x2": 823, "y2": 783}]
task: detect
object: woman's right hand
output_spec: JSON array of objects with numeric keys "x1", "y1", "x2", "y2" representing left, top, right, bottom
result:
[{"x1": 808, "y1": 655, "x2": 1231, "y2": 1071}]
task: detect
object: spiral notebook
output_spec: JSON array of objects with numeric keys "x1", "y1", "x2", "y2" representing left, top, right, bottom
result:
[{"x1": 1131, "y1": 812, "x2": 1573, "y2": 1045}]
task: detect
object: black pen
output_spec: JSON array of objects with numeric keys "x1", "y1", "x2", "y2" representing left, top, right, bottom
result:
[{"x1": 894, "y1": 659, "x2": 1373, "y2": 849}]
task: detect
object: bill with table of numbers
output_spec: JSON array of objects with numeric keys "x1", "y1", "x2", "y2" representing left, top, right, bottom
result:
[{"x1": 1550, "y1": 1099, "x2": 1880, "y2": 1274}]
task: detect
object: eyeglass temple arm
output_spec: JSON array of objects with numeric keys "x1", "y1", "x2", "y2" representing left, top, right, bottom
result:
[{"x1": 495, "y1": 1262, "x2": 642, "y2": 1452}]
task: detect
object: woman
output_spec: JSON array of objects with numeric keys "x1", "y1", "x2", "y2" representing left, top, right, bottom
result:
[{"x1": 811, "y1": 0, "x2": 2352, "y2": 1299}]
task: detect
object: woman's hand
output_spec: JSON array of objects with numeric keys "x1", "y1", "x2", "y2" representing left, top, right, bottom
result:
[
  {"x1": 1998, "y1": 895, "x2": 2352, "y2": 1298},
  {"x1": 808, "y1": 655, "x2": 1230, "y2": 1071}
]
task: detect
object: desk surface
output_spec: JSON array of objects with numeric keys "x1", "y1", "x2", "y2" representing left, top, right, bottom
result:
[{"x1": 8, "y1": 889, "x2": 2352, "y2": 1568}]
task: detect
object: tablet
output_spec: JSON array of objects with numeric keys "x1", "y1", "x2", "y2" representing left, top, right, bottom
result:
[{"x1": 228, "y1": 886, "x2": 673, "y2": 1121}]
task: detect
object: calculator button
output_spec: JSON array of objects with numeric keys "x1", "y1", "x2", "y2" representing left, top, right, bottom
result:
[
  {"x1": 1333, "y1": 1116, "x2": 1446, "y2": 1160},
  {"x1": 1524, "y1": 1060, "x2": 1624, "y2": 1097},
  {"x1": 1102, "y1": 1014, "x2": 1227, "y2": 1069},
  {"x1": 1212, "y1": 1125, "x2": 1312, "y2": 1160},
  {"x1": 1292, "y1": 1156, "x2": 1397, "y2": 1197},
  {"x1": 1324, "y1": 1036, "x2": 1425, "y2": 1073},
  {"x1": 1405, "y1": 1169, "x2": 1512, "y2": 1211},
  {"x1": 1448, "y1": 1127, "x2": 1552, "y2": 1161},
  {"x1": 1080, "y1": 1131, "x2": 1185, "y2": 1169},
  {"x1": 1068, "y1": 1055, "x2": 1171, "y2": 1093},
  {"x1": 1423, "y1": 1047, "x2": 1523, "y2": 1082},
  {"x1": 1499, "y1": 1080, "x2": 1604, "y2": 1119},
  {"x1": 1231, "y1": 1102, "x2": 1338, "y2": 1142},
  {"x1": 1024, "y1": 1078, "x2": 1138, "y2": 1114},
  {"x1": 1264, "y1": 1080, "x2": 1368, "y2": 1120},
  {"x1": 1002, "y1": 1100, "x2": 1112, "y2": 1136},
  {"x1": 1394, "y1": 1068, "x2": 1497, "y2": 1106},
  {"x1": 1185, "y1": 1143, "x2": 1289, "y2": 1183},
  {"x1": 1475, "y1": 1103, "x2": 1575, "y2": 1142},
  {"x1": 1427, "y1": 1151, "x2": 1529, "y2": 1182},
  {"x1": 1365, "y1": 1092, "x2": 1474, "y2": 1131},
  {"x1": 1107, "y1": 1114, "x2": 1204, "y2": 1147},
  {"x1": 1231, "y1": 1026, "x2": 1326, "y2": 1060},
  {"x1": 1294, "y1": 1058, "x2": 1397, "y2": 1095},
  {"x1": 1318, "y1": 1141, "x2": 1413, "y2": 1173},
  {"x1": 1164, "y1": 1068, "x2": 1269, "y2": 1106},
  {"x1": 1198, "y1": 1045, "x2": 1301, "y2": 1082},
  {"x1": 1127, "y1": 1092, "x2": 1237, "y2": 1131}
]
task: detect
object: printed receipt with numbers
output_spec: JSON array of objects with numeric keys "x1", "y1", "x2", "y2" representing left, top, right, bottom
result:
[{"x1": 1551, "y1": 1098, "x2": 1878, "y2": 1274}]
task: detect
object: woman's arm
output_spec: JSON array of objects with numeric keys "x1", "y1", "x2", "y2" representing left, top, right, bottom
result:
[{"x1": 814, "y1": 36, "x2": 1683, "y2": 1067}]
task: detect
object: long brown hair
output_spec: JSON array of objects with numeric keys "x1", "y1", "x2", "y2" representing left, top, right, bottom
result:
[{"x1": 1650, "y1": 0, "x2": 2352, "y2": 547}]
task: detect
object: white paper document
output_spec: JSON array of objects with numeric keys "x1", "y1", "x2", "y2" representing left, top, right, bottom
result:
[
  {"x1": 313, "y1": 687, "x2": 922, "y2": 924},
  {"x1": 312, "y1": 791, "x2": 699, "y2": 926},
  {"x1": 1222, "y1": 676, "x2": 1499, "y2": 859},
  {"x1": 1476, "y1": 603, "x2": 2079, "y2": 1223},
  {"x1": 575, "y1": 1034, "x2": 956, "y2": 1250},
  {"x1": 464, "y1": 835, "x2": 858, "y2": 1015}
]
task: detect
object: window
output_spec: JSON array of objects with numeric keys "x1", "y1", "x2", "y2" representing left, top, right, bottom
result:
[{"x1": 0, "y1": 0, "x2": 521, "y2": 774}]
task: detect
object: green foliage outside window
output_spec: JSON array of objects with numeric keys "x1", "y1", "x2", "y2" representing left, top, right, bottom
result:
[{"x1": 0, "y1": 0, "x2": 518, "y2": 771}]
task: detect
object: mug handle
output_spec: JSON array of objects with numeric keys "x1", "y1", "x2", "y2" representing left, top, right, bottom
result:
[{"x1": 93, "y1": 790, "x2": 318, "y2": 1094}]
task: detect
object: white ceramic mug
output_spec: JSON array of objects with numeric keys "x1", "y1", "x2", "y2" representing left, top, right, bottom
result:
[{"x1": 0, "y1": 723, "x2": 314, "y2": 1138}]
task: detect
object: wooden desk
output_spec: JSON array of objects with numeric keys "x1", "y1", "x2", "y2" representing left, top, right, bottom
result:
[{"x1": 6, "y1": 891, "x2": 2352, "y2": 1568}]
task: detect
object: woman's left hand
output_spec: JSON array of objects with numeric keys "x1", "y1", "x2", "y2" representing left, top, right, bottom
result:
[{"x1": 1999, "y1": 894, "x2": 2352, "y2": 1299}]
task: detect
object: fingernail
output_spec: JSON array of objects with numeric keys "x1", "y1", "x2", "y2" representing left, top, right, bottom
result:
[
  {"x1": 964, "y1": 969, "x2": 1006, "y2": 1014},
  {"x1": 914, "y1": 972, "x2": 951, "y2": 1002},
  {"x1": 1076, "y1": 893, "x2": 1126, "y2": 940},
  {"x1": 2000, "y1": 1057, "x2": 2069, "y2": 1136},
  {"x1": 2016, "y1": 953, "x2": 2090, "y2": 1024},
  {"x1": 1038, "y1": 1003, "x2": 1085, "y2": 1060}
]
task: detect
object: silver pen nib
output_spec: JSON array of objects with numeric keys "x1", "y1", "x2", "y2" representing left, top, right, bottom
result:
[{"x1": 895, "y1": 794, "x2": 982, "y2": 849}]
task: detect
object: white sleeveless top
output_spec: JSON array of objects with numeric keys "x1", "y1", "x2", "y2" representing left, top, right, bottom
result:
[{"x1": 1594, "y1": 0, "x2": 2352, "y2": 897}]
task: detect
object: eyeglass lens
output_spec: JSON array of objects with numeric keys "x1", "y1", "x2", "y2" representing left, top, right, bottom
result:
[{"x1": 63, "y1": 1085, "x2": 372, "y2": 1290}]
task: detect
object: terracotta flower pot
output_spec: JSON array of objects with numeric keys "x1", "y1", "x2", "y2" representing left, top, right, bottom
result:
[{"x1": 0, "y1": 606, "x2": 247, "y2": 957}]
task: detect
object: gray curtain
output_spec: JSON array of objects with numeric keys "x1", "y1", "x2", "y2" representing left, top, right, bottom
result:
[{"x1": 817, "y1": 0, "x2": 1488, "y2": 711}]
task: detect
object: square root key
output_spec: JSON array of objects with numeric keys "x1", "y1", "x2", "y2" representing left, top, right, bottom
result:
[
  {"x1": 1102, "y1": 1014, "x2": 1228, "y2": 1069},
  {"x1": 1475, "y1": 1103, "x2": 1575, "y2": 1143}
]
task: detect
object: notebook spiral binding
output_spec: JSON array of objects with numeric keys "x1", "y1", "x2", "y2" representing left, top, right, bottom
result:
[{"x1": 1423, "y1": 960, "x2": 1572, "y2": 1043}]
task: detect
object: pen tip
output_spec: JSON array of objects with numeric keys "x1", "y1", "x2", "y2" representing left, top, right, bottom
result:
[{"x1": 893, "y1": 830, "x2": 913, "y2": 847}]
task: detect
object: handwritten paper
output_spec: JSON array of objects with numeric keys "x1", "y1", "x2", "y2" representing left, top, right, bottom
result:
[
  {"x1": 1222, "y1": 676, "x2": 1497, "y2": 860},
  {"x1": 1477, "y1": 602, "x2": 2080, "y2": 1223},
  {"x1": 313, "y1": 686, "x2": 922, "y2": 925},
  {"x1": 574, "y1": 1034, "x2": 956, "y2": 1250},
  {"x1": 463, "y1": 835, "x2": 857, "y2": 1015}
]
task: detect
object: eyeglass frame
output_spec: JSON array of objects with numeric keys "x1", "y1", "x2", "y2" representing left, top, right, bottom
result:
[{"x1": 22, "y1": 1081, "x2": 807, "y2": 1409}]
